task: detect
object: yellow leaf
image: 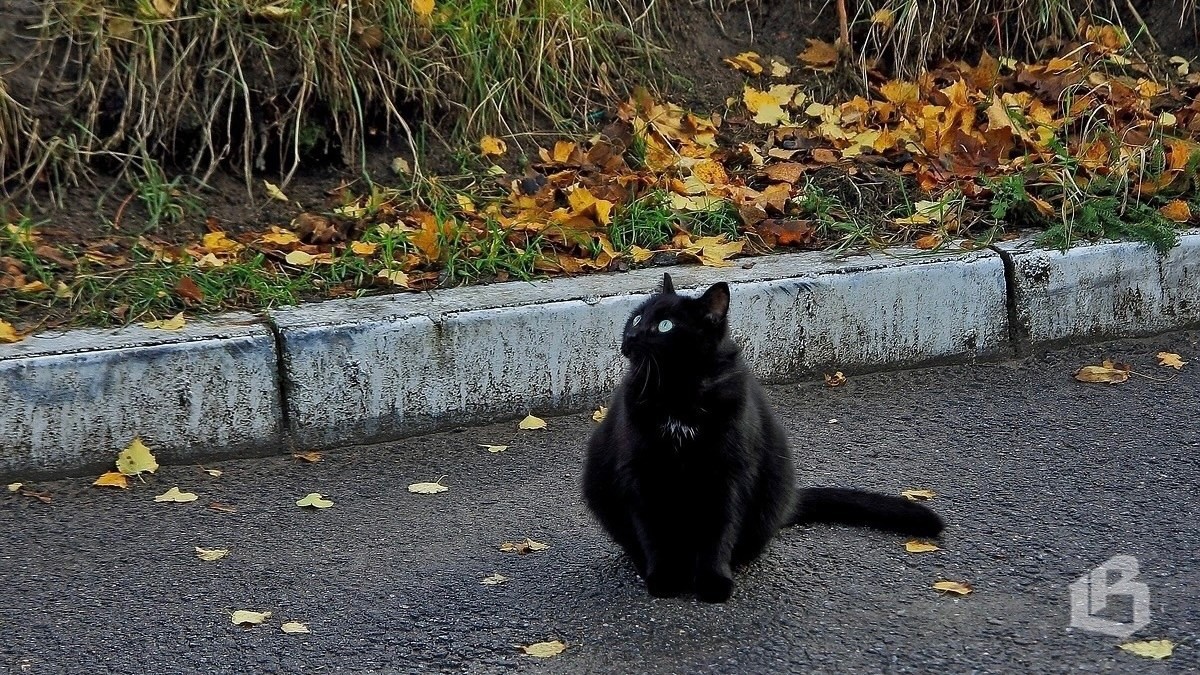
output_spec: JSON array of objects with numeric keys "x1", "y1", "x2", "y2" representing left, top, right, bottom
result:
[
  {"x1": 500, "y1": 538, "x2": 549, "y2": 553},
  {"x1": 629, "y1": 246, "x2": 654, "y2": 263},
  {"x1": 93, "y1": 472, "x2": 130, "y2": 489},
  {"x1": 769, "y1": 59, "x2": 791, "y2": 78},
  {"x1": 408, "y1": 479, "x2": 449, "y2": 494},
  {"x1": 871, "y1": 7, "x2": 894, "y2": 29},
  {"x1": 142, "y1": 312, "x2": 186, "y2": 331},
  {"x1": 480, "y1": 135, "x2": 507, "y2": 157},
  {"x1": 798, "y1": 39, "x2": 838, "y2": 69},
  {"x1": 116, "y1": 437, "x2": 159, "y2": 476},
  {"x1": 296, "y1": 492, "x2": 334, "y2": 508},
  {"x1": 1157, "y1": 352, "x2": 1186, "y2": 369},
  {"x1": 253, "y1": 4, "x2": 298, "y2": 20},
  {"x1": 901, "y1": 489, "x2": 936, "y2": 501},
  {"x1": 551, "y1": 140, "x2": 577, "y2": 163},
  {"x1": 519, "y1": 414, "x2": 547, "y2": 430},
  {"x1": 154, "y1": 486, "x2": 199, "y2": 503},
  {"x1": 377, "y1": 269, "x2": 410, "y2": 287},
  {"x1": 20, "y1": 280, "x2": 49, "y2": 293},
  {"x1": 905, "y1": 540, "x2": 941, "y2": 553},
  {"x1": 824, "y1": 372, "x2": 847, "y2": 388},
  {"x1": 195, "y1": 546, "x2": 229, "y2": 562},
  {"x1": 592, "y1": 406, "x2": 607, "y2": 423},
  {"x1": 479, "y1": 444, "x2": 508, "y2": 453},
  {"x1": 411, "y1": 0, "x2": 434, "y2": 18},
  {"x1": 932, "y1": 580, "x2": 973, "y2": 596},
  {"x1": 1074, "y1": 364, "x2": 1130, "y2": 384},
  {"x1": 1118, "y1": 639, "x2": 1174, "y2": 659},
  {"x1": 521, "y1": 640, "x2": 566, "y2": 658},
  {"x1": 743, "y1": 87, "x2": 789, "y2": 126},
  {"x1": 481, "y1": 573, "x2": 510, "y2": 585},
  {"x1": 260, "y1": 229, "x2": 301, "y2": 246},
  {"x1": 202, "y1": 231, "x2": 243, "y2": 254},
  {"x1": 350, "y1": 241, "x2": 377, "y2": 255},
  {"x1": 263, "y1": 181, "x2": 289, "y2": 202},
  {"x1": 1159, "y1": 200, "x2": 1191, "y2": 223},
  {"x1": 0, "y1": 320, "x2": 23, "y2": 343},
  {"x1": 294, "y1": 452, "x2": 322, "y2": 463},
  {"x1": 231, "y1": 610, "x2": 272, "y2": 626},
  {"x1": 138, "y1": 0, "x2": 178, "y2": 19},
  {"x1": 203, "y1": 469, "x2": 223, "y2": 477},
  {"x1": 285, "y1": 250, "x2": 316, "y2": 266},
  {"x1": 684, "y1": 236, "x2": 744, "y2": 267},
  {"x1": 880, "y1": 80, "x2": 919, "y2": 105},
  {"x1": 6, "y1": 483, "x2": 22, "y2": 492},
  {"x1": 670, "y1": 194, "x2": 724, "y2": 212},
  {"x1": 281, "y1": 622, "x2": 311, "y2": 634},
  {"x1": 724, "y1": 51, "x2": 764, "y2": 76},
  {"x1": 456, "y1": 194, "x2": 476, "y2": 214}
]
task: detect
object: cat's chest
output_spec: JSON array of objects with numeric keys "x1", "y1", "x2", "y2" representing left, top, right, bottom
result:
[{"x1": 659, "y1": 417, "x2": 701, "y2": 446}]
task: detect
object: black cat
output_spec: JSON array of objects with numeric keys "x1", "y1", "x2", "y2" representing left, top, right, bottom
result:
[{"x1": 582, "y1": 273, "x2": 944, "y2": 603}]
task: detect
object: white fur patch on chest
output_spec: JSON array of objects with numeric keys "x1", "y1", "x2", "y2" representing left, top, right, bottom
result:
[{"x1": 661, "y1": 418, "x2": 698, "y2": 445}]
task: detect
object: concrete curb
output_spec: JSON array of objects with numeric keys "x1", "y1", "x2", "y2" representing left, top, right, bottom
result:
[{"x1": 2, "y1": 234, "x2": 1197, "y2": 479}]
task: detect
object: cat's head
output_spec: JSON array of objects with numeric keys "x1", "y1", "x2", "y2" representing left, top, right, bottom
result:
[{"x1": 621, "y1": 273, "x2": 730, "y2": 362}]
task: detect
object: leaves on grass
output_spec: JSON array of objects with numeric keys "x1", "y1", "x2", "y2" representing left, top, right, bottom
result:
[
  {"x1": 195, "y1": 547, "x2": 229, "y2": 562},
  {"x1": 520, "y1": 640, "x2": 566, "y2": 658},
  {"x1": 175, "y1": 276, "x2": 205, "y2": 304},
  {"x1": 1159, "y1": 201, "x2": 1192, "y2": 223},
  {"x1": 93, "y1": 472, "x2": 130, "y2": 489},
  {"x1": 285, "y1": 250, "x2": 316, "y2": 266},
  {"x1": 408, "y1": 478, "x2": 449, "y2": 494},
  {"x1": 155, "y1": 487, "x2": 199, "y2": 503},
  {"x1": 724, "y1": 51, "x2": 764, "y2": 76},
  {"x1": 592, "y1": 406, "x2": 607, "y2": 422},
  {"x1": 480, "y1": 136, "x2": 507, "y2": 157},
  {"x1": 680, "y1": 236, "x2": 744, "y2": 267},
  {"x1": 500, "y1": 538, "x2": 549, "y2": 554},
  {"x1": 0, "y1": 320, "x2": 23, "y2": 343},
  {"x1": 411, "y1": 0, "x2": 434, "y2": 18},
  {"x1": 905, "y1": 540, "x2": 941, "y2": 553},
  {"x1": 798, "y1": 39, "x2": 838, "y2": 69},
  {"x1": 296, "y1": 493, "x2": 334, "y2": 508},
  {"x1": 480, "y1": 444, "x2": 508, "y2": 453},
  {"x1": 824, "y1": 371, "x2": 847, "y2": 387},
  {"x1": 1157, "y1": 352, "x2": 1186, "y2": 369},
  {"x1": 1118, "y1": 639, "x2": 1173, "y2": 659},
  {"x1": 142, "y1": 313, "x2": 186, "y2": 331},
  {"x1": 518, "y1": 414, "x2": 547, "y2": 430},
  {"x1": 932, "y1": 580, "x2": 973, "y2": 595},
  {"x1": 117, "y1": 438, "x2": 159, "y2": 476},
  {"x1": 294, "y1": 451, "x2": 322, "y2": 463},
  {"x1": 231, "y1": 610, "x2": 272, "y2": 626},
  {"x1": 901, "y1": 489, "x2": 936, "y2": 501},
  {"x1": 482, "y1": 573, "x2": 510, "y2": 585},
  {"x1": 263, "y1": 181, "x2": 289, "y2": 202},
  {"x1": 377, "y1": 269, "x2": 410, "y2": 287},
  {"x1": 1075, "y1": 360, "x2": 1131, "y2": 384},
  {"x1": 281, "y1": 622, "x2": 311, "y2": 634}
]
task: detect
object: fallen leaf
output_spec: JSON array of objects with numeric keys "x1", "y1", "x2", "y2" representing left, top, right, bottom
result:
[
  {"x1": 142, "y1": 312, "x2": 186, "y2": 331},
  {"x1": 798, "y1": 39, "x2": 838, "y2": 69},
  {"x1": 824, "y1": 371, "x2": 847, "y2": 388},
  {"x1": 1074, "y1": 363, "x2": 1130, "y2": 384},
  {"x1": 480, "y1": 135, "x2": 507, "y2": 157},
  {"x1": 871, "y1": 7, "x2": 894, "y2": 29},
  {"x1": 1159, "y1": 201, "x2": 1191, "y2": 223},
  {"x1": 592, "y1": 406, "x2": 607, "y2": 422},
  {"x1": 116, "y1": 437, "x2": 159, "y2": 476},
  {"x1": 408, "y1": 479, "x2": 449, "y2": 494},
  {"x1": 6, "y1": 482, "x2": 22, "y2": 492},
  {"x1": 724, "y1": 51, "x2": 764, "y2": 76},
  {"x1": 231, "y1": 610, "x2": 272, "y2": 626},
  {"x1": 391, "y1": 156, "x2": 412, "y2": 175},
  {"x1": 901, "y1": 489, "x2": 936, "y2": 501},
  {"x1": 285, "y1": 250, "x2": 316, "y2": 266},
  {"x1": 683, "y1": 235, "x2": 744, "y2": 267},
  {"x1": 0, "y1": 320, "x2": 22, "y2": 343},
  {"x1": 209, "y1": 502, "x2": 237, "y2": 513},
  {"x1": 482, "y1": 573, "x2": 510, "y2": 585},
  {"x1": 905, "y1": 540, "x2": 941, "y2": 553},
  {"x1": 377, "y1": 269, "x2": 410, "y2": 287},
  {"x1": 411, "y1": 0, "x2": 433, "y2": 18},
  {"x1": 350, "y1": 241, "x2": 378, "y2": 256},
  {"x1": 932, "y1": 580, "x2": 973, "y2": 595},
  {"x1": 629, "y1": 246, "x2": 654, "y2": 263},
  {"x1": 296, "y1": 493, "x2": 334, "y2": 508},
  {"x1": 203, "y1": 468, "x2": 223, "y2": 477},
  {"x1": 1157, "y1": 352, "x2": 1186, "y2": 369},
  {"x1": 1118, "y1": 639, "x2": 1173, "y2": 659},
  {"x1": 154, "y1": 487, "x2": 199, "y2": 503},
  {"x1": 263, "y1": 181, "x2": 289, "y2": 202},
  {"x1": 93, "y1": 472, "x2": 130, "y2": 489},
  {"x1": 294, "y1": 451, "x2": 322, "y2": 463},
  {"x1": 519, "y1": 414, "x2": 547, "y2": 430},
  {"x1": 521, "y1": 640, "x2": 566, "y2": 658},
  {"x1": 281, "y1": 622, "x2": 311, "y2": 634},
  {"x1": 500, "y1": 538, "x2": 549, "y2": 554},
  {"x1": 20, "y1": 489, "x2": 52, "y2": 503},
  {"x1": 175, "y1": 276, "x2": 206, "y2": 304},
  {"x1": 913, "y1": 233, "x2": 943, "y2": 250},
  {"x1": 195, "y1": 546, "x2": 229, "y2": 562}
]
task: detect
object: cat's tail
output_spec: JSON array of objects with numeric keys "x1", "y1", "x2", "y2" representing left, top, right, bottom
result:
[{"x1": 790, "y1": 487, "x2": 944, "y2": 537}]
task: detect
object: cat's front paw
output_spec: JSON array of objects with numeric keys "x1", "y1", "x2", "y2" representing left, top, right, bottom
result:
[
  {"x1": 644, "y1": 571, "x2": 688, "y2": 598},
  {"x1": 695, "y1": 570, "x2": 734, "y2": 603}
]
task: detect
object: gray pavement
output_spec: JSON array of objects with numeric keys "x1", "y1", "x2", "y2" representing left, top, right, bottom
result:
[{"x1": 3, "y1": 332, "x2": 1199, "y2": 674}]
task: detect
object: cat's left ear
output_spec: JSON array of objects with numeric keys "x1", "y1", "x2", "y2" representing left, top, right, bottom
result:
[
  {"x1": 699, "y1": 282, "x2": 730, "y2": 325},
  {"x1": 661, "y1": 273, "x2": 676, "y2": 295}
]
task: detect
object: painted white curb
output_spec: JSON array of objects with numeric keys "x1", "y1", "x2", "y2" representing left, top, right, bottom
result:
[
  {"x1": 270, "y1": 248, "x2": 1008, "y2": 449},
  {"x1": 0, "y1": 313, "x2": 282, "y2": 477},
  {"x1": 1002, "y1": 234, "x2": 1200, "y2": 345}
]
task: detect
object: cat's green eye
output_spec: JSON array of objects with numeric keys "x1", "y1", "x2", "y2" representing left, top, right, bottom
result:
[
  {"x1": 658, "y1": 319, "x2": 673, "y2": 333},
  {"x1": 631, "y1": 315, "x2": 641, "y2": 326}
]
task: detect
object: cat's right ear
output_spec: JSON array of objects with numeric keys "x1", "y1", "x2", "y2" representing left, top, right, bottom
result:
[
  {"x1": 661, "y1": 273, "x2": 675, "y2": 295},
  {"x1": 699, "y1": 282, "x2": 730, "y2": 325}
]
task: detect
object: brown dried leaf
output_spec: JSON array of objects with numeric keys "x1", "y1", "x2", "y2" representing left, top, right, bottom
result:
[
  {"x1": 824, "y1": 371, "x2": 847, "y2": 388},
  {"x1": 500, "y1": 538, "x2": 549, "y2": 554}
]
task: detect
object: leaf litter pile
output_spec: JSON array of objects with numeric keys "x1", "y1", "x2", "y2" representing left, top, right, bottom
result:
[{"x1": 4, "y1": 21, "x2": 1200, "y2": 336}]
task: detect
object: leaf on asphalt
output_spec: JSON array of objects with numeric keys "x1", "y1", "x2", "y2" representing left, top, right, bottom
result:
[
  {"x1": 93, "y1": 472, "x2": 130, "y2": 489},
  {"x1": 285, "y1": 250, "x2": 316, "y2": 266},
  {"x1": 901, "y1": 489, "x2": 936, "y2": 501},
  {"x1": 281, "y1": 621, "x2": 311, "y2": 634},
  {"x1": 824, "y1": 371, "x2": 847, "y2": 388},
  {"x1": 209, "y1": 502, "x2": 237, "y2": 513},
  {"x1": 1157, "y1": 352, "x2": 1186, "y2": 369},
  {"x1": 231, "y1": 610, "x2": 272, "y2": 626},
  {"x1": 905, "y1": 540, "x2": 941, "y2": 553},
  {"x1": 0, "y1": 320, "x2": 22, "y2": 343},
  {"x1": 20, "y1": 489, "x2": 52, "y2": 503},
  {"x1": 408, "y1": 478, "x2": 449, "y2": 494},
  {"x1": 480, "y1": 135, "x2": 508, "y2": 157},
  {"x1": 142, "y1": 312, "x2": 186, "y2": 331},
  {"x1": 592, "y1": 406, "x2": 607, "y2": 422},
  {"x1": 500, "y1": 538, "x2": 549, "y2": 554},
  {"x1": 932, "y1": 580, "x2": 973, "y2": 595},
  {"x1": 1118, "y1": 639, "x2": 1173, "y2": 659},
  {"x1": 116, "y1": 437, "x2": 159, "y2": 476},
  {"x1": 518, "y1": 414, "x2": 547, "y2": 430},
  {"x1": 203, "y1": 468, "x2": 223, "y2": 477},
  {"x1": 480, "y1": 444, "x2": 508, "y2": 453},
  {"x1": 1074, "y1": 360, "x2": 1131, "y2": 384},
  {"x1": 263, "y1": 181, "x2": 289, "y2": 202},
  {"x1": 155, "y1": 487, "x2": 199, "y2": 503},
  {"x1": 6, "y1": 482, "x2": 22, "y2": 492},
  {"x1": 195, "y1": 546, "x2": 229, "y2": 562},
  {"x1": 482, "y1": 573, "x2": 510, "y2": 585},
  {"x1": 296, "y1": 492, "x2": 334, "y2": 508},
  {"x1": 294, "y1": 451, "x2": 322, "y2": 463},
  {"x1": 521, "y1": 640, "x2": 566, "y2": 658}
]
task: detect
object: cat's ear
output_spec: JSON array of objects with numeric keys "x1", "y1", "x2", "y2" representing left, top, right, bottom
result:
[
  {"x1": 661, "y1": 273, "x2": 675, "y2": 295},
  {"x1": 699, "y1": 282, "x2": 730, "y2": 325}
]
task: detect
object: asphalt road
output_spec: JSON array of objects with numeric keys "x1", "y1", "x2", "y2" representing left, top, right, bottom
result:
[{"x1": 3, "y1": 332, "x2": 1199, "y2": 674}]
